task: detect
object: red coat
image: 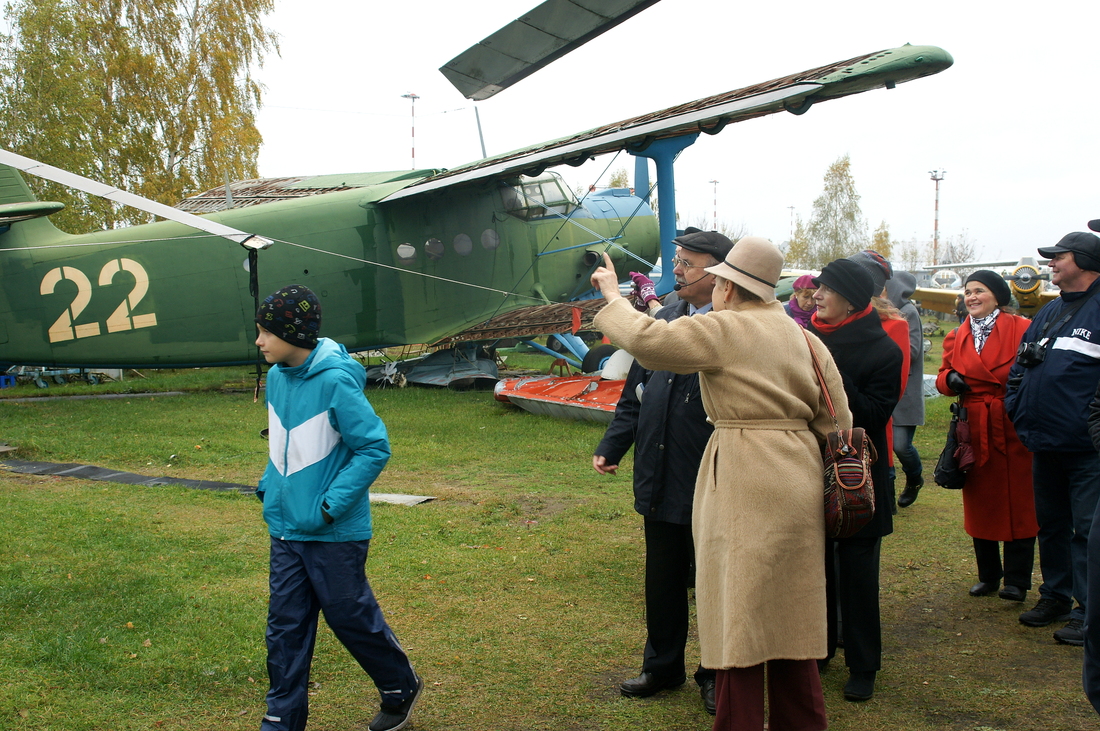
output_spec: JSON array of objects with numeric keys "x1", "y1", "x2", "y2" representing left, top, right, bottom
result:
[
  {"x1": 936, "y1": 314, "x2": 1037, "y2": 541},
  {"x1": 882, "y1": 316, "x2": 911, "y2": 464}
]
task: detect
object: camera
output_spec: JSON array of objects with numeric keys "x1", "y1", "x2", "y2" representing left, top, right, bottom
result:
[{"x1": 1016, "y1": 340, "x2": 1047, "y2": 368}]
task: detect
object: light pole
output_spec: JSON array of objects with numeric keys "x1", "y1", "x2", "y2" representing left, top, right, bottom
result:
[
  {"x1": 929, "y1": 169, "x2": 945, "y2": 265},
  {"x1": 709, "y1": 179, "x2": 719, "y2": 231},
  {"x1": 401, "y1": 93, "x2": 419, "y2": 170},
  {"x1": 788, "y1": 205, "x2": 795, "y2": 243}
]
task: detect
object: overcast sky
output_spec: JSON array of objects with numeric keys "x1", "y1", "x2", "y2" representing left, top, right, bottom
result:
[{"x1": 253, "y1": 0, "x2": 1099, "y2": 265}]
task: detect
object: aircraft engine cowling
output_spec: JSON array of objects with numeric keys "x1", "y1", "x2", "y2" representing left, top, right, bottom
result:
[{"x1": 1009, "y1": 263, "x2": 1042, "y2": 294}]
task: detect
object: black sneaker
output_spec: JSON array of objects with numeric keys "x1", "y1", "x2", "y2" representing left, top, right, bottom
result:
[
  {"x1": 369, "y1": 675, "x2": 423, "y2": 731},
  {"x1": 1019, "y1": 597, "x2": 1072, "y2": 627},
  {"x1": 897, "y1": 476, "x2": 924, "y2": 508},
  {"x1": 1054, "y1": 618, "x2": 1085, "y2": 646}
]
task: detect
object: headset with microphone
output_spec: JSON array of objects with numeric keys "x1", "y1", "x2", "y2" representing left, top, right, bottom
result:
[{"x1": 673, "y1": 273, "x2": 711, "y2": 292}]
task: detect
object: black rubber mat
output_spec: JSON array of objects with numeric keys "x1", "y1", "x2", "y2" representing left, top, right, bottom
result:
[{"x1": 2, "y1": 459, "x2": 255, "y2": 494}]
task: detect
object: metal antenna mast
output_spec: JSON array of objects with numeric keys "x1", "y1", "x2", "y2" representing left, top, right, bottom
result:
[
  {"x1": 709, "y1": 180, "x2": 719, "y2": 230},
  {"x1": 401, "y1": 93, "x2": 420, "y2": 170},
  {"x1": 929, "y1": 169, "x2": 946, "y2": 265}
]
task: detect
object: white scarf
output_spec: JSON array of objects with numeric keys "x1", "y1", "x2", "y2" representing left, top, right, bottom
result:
[{"x1": 970, "y1": 309, "x2": 1001, "y2": 353}]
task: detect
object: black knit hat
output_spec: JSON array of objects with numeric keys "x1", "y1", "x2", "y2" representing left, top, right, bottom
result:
[
  {"x1": 672, "y1": 230, "x2": 734, "y2": 261},
  {"x1": 965, "y1": 270, "x2": 1011, "y2": 307},
  {"x1": 256, "y1": 284, "x2": 322, "y2": 349},
  {"x1": 847, "y1": 249, "x2": 893, "y2": 293},
  {"x1": 812, "y1": 259, "x2": 875, "y2": 311}
]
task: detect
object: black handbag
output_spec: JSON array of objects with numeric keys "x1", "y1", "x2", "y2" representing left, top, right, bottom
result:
[{"x1": 933, "y1": 400, "x2": 974, "y2": 489}]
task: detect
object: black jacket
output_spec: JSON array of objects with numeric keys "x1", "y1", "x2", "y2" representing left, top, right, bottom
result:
[
  {"x1": 594, "y1": 300, "x2": 712, "y2": 525},
  {"x1": 1005, "y1": 278, "x2": 1100, "y2": 453},
  {"x1": 1088, "y1": 378, "x2": 1100, "y2": 453},
  {"x1": 811, "y1": 311, "x2": 903, "y2": 538}
]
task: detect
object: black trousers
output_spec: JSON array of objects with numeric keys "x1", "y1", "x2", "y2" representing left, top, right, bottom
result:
[
  {"x1": 641, "y1": 518, "x2": 715, "y2": 684},
  {"x1": 825, "y1": 536, "x2": 882, "y2": 673},
  {"x1": 973, "y1": 536, "x2": 1036, "y2": 588}
]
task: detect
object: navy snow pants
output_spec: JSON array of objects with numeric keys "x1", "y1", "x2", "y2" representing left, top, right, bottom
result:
[{"x1": 262, "y1": 538, "x2": 417, "y2": 731}]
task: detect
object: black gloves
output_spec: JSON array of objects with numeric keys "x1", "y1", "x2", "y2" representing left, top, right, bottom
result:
[{"x1": 946, "y1": 370, "x2": 971, "y2": 395}]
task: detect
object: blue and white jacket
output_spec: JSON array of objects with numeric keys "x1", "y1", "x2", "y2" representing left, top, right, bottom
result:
[
  {"x1": 1005, "y1": 278, "x2": 1100, "y2": 453},
  {"x1": 258, "y1": 338, "x2": 390, "y2": 541}
]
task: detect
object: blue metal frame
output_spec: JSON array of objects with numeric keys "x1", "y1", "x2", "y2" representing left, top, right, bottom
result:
[{"x1": 628, "y1": 133, "x2": 699, "y2": 296}]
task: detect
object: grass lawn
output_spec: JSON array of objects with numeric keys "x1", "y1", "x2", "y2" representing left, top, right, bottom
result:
[{"x1": 1, "y1": 328, "x2": 1095, "y2": 730}]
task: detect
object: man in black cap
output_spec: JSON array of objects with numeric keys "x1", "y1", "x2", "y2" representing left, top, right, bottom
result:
[
  {"x1": 592, "y1": 229, "x2": 733, "y2": 715},
  {"x1": 1006, "y1": 230, "x2": 1100, "y2": 646}
]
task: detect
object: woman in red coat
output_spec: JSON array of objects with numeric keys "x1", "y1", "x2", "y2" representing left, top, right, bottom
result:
[{"x1": 936, "y1": 270, "x2": 1038, "y2": 601}]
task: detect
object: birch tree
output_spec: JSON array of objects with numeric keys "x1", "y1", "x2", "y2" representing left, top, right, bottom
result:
[
  {"x1": 0, "y1": 0, "x2": 277, "y2": 232},
  {"x1": 806, "y1": 154, "x2": 867, "y2": 267}
]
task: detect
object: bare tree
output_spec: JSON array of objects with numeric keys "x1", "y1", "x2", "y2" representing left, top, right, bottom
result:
[{"x1": 682, "y1": 215, "x2": 748, "y2": 243}]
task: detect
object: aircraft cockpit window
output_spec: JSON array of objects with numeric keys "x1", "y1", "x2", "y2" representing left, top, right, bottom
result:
[
  {"x1": 396, "y1": 243, "x2": 417, "y2": 264},
  {"x1": 502, "y1": 174, "x2": 578, "y2": 221},
  {"x1": 425, "y1": 238, "x2": 444, "y2": 261}
]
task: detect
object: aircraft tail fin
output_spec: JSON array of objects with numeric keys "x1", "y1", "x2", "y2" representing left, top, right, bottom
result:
[
  {"x1": 0, "y1": 161, "x2": 39, "y2": 203},
  {"x1": 0, "y1": 163, "x2": 70, "y2": 246}
]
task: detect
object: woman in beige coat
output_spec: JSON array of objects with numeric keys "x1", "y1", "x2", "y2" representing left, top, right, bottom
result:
[{"x1": 591, "y1": 238, "x2": 852, "y2": 731}]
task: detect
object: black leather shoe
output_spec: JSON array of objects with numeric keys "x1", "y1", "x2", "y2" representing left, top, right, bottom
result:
[
  {"x1": 999, "y1": 585, "x2": 1027, "y2": 602},
  {"x1": 843, "y1": 671, "x2": 876, "y2": 702},
  {"x1": 700, "y1": 678, "x2": 716, "y2": 715},
  {"x1": 969, "y1": 581, "x2": 999, "y2": 597},
  {"x1": 619, "y1": 672, "x2": 686, "y2": 698},
  {"x1": 897, "y1": 476, "x2": 924, "y2": 508}
]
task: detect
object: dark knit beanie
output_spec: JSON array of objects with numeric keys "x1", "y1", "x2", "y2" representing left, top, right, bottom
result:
[
  {"x1": 256, "y1": 284, "x2": 322, "y2": 349},
  {"x1": 965, "y1": 270, "x2": 1011, "y2": 307},
  {"x1": 847, "y1": 249, "x2": 893, "y2": 294},
  {"x1": 813, "y1": 259, "x2": 876, "y2": 311}
]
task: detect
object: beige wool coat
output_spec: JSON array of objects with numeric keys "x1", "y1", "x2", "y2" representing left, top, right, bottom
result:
[{"x1": 594, "y1": 297, "x2": 852, "y2": 668}]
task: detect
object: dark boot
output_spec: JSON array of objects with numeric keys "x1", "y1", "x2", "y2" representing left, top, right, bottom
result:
[{"x1": 897, "y1": 474, "x2": 924, "y2": 508}]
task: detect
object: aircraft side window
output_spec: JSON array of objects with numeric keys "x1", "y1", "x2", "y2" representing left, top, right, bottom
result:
[
  {"x1": 396, "y1": 243, "x2": 417, "y2": 264},
  {"x1": 481, "y1": 229, "x2": 500, "y2": 250},
  {"x1": 453, "y1": 233, "x2": 472, "y2": 256},
  {"x1": 425, "y1": 238, "x2": 444, "y2": 261},
  {"x1": 523, "y1": 183, "x2": 545, "y2": 205}
]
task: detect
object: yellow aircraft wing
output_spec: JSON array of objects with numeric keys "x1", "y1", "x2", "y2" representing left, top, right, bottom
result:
[{"x1": 914, "y1": 286, "x2": 1060, "y2": 319}]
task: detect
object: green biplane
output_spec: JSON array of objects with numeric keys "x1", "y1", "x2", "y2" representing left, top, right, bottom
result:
[{"x1": 0, "y1": 34, "x2": 951, "y2": 369}]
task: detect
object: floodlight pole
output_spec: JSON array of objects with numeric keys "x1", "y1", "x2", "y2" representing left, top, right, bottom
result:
[
  {"x1": 709, "y1": 179, "x2": 719, "y2": 231},
  {"x1": 402, "y1": 93, "x2": 419, "y2": 170},
  {"x1": 930, "y1": 169, "x2": 945, "y2": 265}
]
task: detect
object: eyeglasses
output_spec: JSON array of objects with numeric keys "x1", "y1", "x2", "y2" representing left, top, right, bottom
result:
[{"x1": 671, "y1": 256, "x2": 707, "y2": 270}]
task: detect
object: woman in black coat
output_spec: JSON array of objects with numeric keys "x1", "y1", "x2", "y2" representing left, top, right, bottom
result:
[{"x1": 809, "y1": 258, "x2": 903, "y2": 703}]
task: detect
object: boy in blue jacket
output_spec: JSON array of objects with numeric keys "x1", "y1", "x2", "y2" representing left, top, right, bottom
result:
[{"x1": 254, "y1": 284, "x2": 421, "y2": 731}]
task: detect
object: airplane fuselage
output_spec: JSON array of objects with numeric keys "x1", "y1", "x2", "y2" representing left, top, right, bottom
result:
[{"x1": 0, "y1": 168, "x2": 658, "y2": 368}]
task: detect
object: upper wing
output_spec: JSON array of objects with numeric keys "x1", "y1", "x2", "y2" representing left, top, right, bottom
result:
[
  {"x1": 440, "y1": 0, "x2": 662, "y2": 101},
  {"x1": 388, "y1": 44, "x2": 953, "y2": 203}
]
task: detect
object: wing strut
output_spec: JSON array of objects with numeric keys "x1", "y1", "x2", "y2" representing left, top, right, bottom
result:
[{"x1": 629, "y1": 134, "x2": 698, "y2": 296}]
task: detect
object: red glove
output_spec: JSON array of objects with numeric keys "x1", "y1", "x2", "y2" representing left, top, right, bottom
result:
[{"x1": 630, "y1": 271, "x2": 658, "y2": 312}]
